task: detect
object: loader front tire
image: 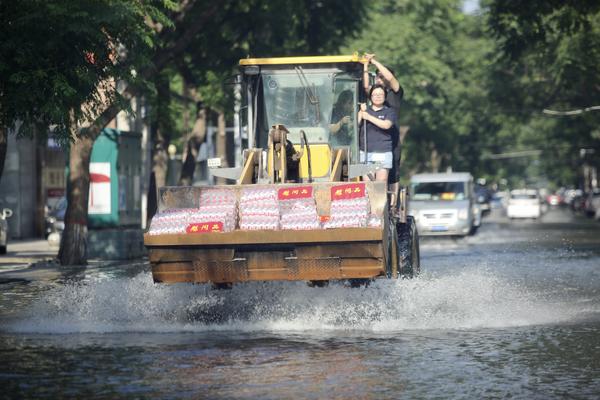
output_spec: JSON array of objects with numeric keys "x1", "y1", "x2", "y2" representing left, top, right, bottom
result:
[{"x1": 397, "y1": 216, "x2": 420, "y2": 278}]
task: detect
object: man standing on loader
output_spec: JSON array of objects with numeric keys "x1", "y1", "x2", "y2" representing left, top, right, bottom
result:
[{"x1": 362, "y1": 53, "x2": 404, "y2": 209}]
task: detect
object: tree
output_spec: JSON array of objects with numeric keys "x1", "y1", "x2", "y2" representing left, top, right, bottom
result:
[
  {"x1": 344, "y1": 0, "x2": 493, "y2": 177},
  {"x1": 486, "y1": 0, "x2": 600, "y2": 187},
  {"x1": 102, "y1": 0, "x2": 368, "y2": 261},
  {"x1": 0, "y1": 0, "x2": 164, "y2": 151},
  {"x1": 0, "y1": 0, "x2": 170, "y2": 264},
  {"x1": 2, "y1": 0, "x2": 368, "y2": 265}
]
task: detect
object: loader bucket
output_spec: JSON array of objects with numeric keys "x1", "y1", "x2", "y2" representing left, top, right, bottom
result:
[{"x1": 144, "y1": 182, "x2": 392, "y2": 284}]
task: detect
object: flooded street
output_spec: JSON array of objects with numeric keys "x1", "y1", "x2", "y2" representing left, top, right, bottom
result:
[{"x1": 1, "y1": 207, "x2": 600, "y2": 399}]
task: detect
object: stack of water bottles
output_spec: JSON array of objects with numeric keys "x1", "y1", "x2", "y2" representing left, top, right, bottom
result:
[
  {"x1": 147, "y1": 208, "x2": 196, "y2": 235},
  {"x1": 279, "y1": 197, "x2": 320, "y2": 230},
  {"x1": 239, "y1": 187, "x2": 280, "y2": 230},
  {"x1": 194, "y1": 188, "x2": 238, "y2": 232},
  {"x1": 323, "y1": 185, "x2": 371, "y2": 229}
]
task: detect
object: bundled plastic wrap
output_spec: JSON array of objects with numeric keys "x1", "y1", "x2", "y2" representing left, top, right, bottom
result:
[
  {"x1": 148, "y1": 188, "x2": 238, "y2": 235},
  {"x1": 148, "y1": 207, "x2": 236, "y2": 235},
  {"x1": 197, "y1": 188, "x2": 237, "y2": 231},
  {"x1": 280, "y1": 198, "x2": 320, "y2": 230},
  {"x1": 147, "y1": 208, "x2": 195, "y2": 235},
  {"x1": 323, "y1": 183, "x2": 371, "y2": 229},
  {"x1": 199, "y1": 187, "x2": 237, "y2": 206},
  {"x1": 188, "y1": 209, "x2": 235, "y2": 232},
  {"x1": 239, "y1": 187, "x2": 280, "y2": 230}
]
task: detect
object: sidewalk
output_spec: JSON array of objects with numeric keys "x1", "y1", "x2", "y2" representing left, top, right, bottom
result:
[
  {"x1": 0, "y1": 238, "x2": 147, "y2": 283},
  {"x1": 0, "y1": 239, "x2": 63, "y2": 282},
  {"x1": 0, "y1": 239, "x2": 59, "y2": 270}
]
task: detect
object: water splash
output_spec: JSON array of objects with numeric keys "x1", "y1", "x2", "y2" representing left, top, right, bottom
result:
[{"x1": 6, "y1": 266, "x2": 588, "y2": 334}]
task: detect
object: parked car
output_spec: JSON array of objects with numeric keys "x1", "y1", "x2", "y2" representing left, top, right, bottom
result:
[
  {"x1": 506, "y1": 189, "x2": 542, "y2": 219},
  {"x1": 1, "y1": 208, "x2": 14, "y2": 254},
  {"x1": 408, "y1": 172, "x2": 482, "y2": 236},
  {"x1": 546, "y1": 193, "x2": 562, "y2": 206}
]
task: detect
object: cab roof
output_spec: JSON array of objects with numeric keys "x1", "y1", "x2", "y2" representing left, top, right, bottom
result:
[{"x1": 239, "y1": 54, "x2": 366, "y2": 66}]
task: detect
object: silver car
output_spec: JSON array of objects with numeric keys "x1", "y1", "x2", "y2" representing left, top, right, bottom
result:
[
  {"x1": 408, "y1": 172, "x2": 481, "y2": 236},
  {"x1": 1, "y1": 208, "x2": 13, "y2": 254}
]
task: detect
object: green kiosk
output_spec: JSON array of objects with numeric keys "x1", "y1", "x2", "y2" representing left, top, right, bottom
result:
[{"x1": 87, "y1": 128, "x2": 145, "y2": 259}]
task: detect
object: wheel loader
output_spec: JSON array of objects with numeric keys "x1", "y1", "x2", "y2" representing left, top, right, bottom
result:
[{"x1": 144, "y1": 54, "x2": 420, "y2": 286}]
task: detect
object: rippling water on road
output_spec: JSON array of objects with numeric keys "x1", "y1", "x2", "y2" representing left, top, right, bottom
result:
[{"x1": 1, "y1": 208, "x2": 599, "y2": 399}]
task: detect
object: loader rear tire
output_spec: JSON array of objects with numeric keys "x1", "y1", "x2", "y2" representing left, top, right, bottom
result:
[{"x1": 397, "y1": 216, "x2": 420, "y2": 278}]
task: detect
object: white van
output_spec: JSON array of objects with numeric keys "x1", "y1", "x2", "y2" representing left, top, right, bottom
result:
[{"x1": 408, "y1": 172, "x2": 481, "y2": 236}]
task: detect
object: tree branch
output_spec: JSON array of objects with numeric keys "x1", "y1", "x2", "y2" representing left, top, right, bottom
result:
[{"x1": 152, "y1": 1, "x2": 222, "y2": 72}]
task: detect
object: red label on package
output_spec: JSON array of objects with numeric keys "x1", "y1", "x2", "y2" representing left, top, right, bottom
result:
[
  {"x1": 186, "y1": 222, "x2": 223, "y2": 233},
  {"x1": 331, "y1": 183, "x2": 366, "y2": 200},
  {"x1": 278, "y1": 186, "x2": 313, "y2": 200}
]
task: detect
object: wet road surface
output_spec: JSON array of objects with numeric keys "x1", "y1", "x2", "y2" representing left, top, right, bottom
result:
[{"x1": 1, "y1": 207, "x2": 599, "y2": 399}]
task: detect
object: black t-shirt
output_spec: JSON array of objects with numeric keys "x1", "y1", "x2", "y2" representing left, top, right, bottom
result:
[
  {"x1": 385, "y1": 88, "x2": 403, "y2": 148},
  {"x1": 359, "y1": 105, "x2": 397, "y2": 153},
  {"x1": 385, "y1": 87, "x2": 403, "y2": 115}
]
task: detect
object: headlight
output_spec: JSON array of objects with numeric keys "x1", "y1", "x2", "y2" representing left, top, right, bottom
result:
[
  {"x1": 47, "y1": 217, "x2": 56, "y2": 224},
  {"x1": 458, "y1": 209, "x2": 468, "y2": 220}
]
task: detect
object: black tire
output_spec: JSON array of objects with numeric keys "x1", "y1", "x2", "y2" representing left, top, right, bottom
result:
[
  {"x1": 0, "y1": 245, "x2": 6, "y2": 255},
  {"x1": 397, "y1": 216, "x2": 420, "y2": 278},
  {"x1": 468, "y1": 224, "x2": 479, "y2": 236},
  {"x1": 308, "y1": 280, "x2": 329, "y2": 288},
  {"x1": 348, "y1": 278, "x2": 371, "y2": 288}
]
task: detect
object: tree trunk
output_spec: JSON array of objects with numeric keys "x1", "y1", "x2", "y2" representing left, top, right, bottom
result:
[
  {"x1": 58, "y1": 77, "x2": 111, "y2": 265},
  {"x1": 0, "y1": 126, "x2": 7, "y2": 182},
  {"x1": 430, "y1": 146, "x2": 441, "y2": 173},
  {"x1": 182, "y1": 80, "x2": 191, "y2": 134},
  {"x1": 147, "y1": 125, "x2": 170, "y2": 222},
  {"x1": 58, "y1": 124, "x2": 94, "y2": 265},
  {"x1": 153, "y1": 143, "x2": 169, "y2": 196},
  {"x1": 215, "y1": 111, "x2": 228, "y2": 185},
  {"x1": 53, "y1": 5, "x2": 221, "y2": 234},
  {"x1": 178, "y1": 105, "x2": 207, "y2": 186},
  {"x1": 35, "y1": 134, "x2": 46, "y2": 236},
  {"x1": 147, "y1": 73, "x2": 171, "y2": 221}
]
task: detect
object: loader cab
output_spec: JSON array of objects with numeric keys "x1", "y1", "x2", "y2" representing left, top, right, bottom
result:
[{"x1": 239, "y1": 55, "x2": 367, "y2": 182}]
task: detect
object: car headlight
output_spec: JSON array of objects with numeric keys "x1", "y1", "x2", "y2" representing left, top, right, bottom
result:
[{"x1": 458, "y1": 209, "x2": 469, "y2": 220}]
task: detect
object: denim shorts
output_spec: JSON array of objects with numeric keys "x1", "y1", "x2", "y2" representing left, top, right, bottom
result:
[{"x1": 359, "y1": 151, "x2": 393, "y2": 169}]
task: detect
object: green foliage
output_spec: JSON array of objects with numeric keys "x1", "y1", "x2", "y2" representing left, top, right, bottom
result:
[
  {"x1": 340, "y1": 0, "x2": 600, "y2": 189},
  {"x1": 487, "y1": 0, "x2": 600, "y2": 187},
  {"x1": 345, "y1": 0, "x2": 494, "y2": 178},
  {"x1": 0, "y1": 0, "x2": 168, "y2": 143},
  {"x1": 5, "y1": 0, "x2": 595, "y2": 190}
]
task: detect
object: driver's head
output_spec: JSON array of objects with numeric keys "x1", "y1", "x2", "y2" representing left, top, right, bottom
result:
[{"x1": 337, "y1": 90, "x2": 353, "y2": 106}]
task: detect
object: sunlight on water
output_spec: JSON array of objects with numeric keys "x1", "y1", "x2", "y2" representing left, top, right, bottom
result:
[{"x1": 7, "y1": 266, "x2": 588, "y2": 334}]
